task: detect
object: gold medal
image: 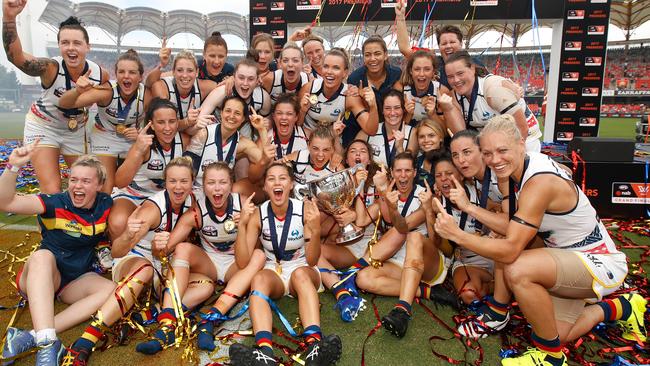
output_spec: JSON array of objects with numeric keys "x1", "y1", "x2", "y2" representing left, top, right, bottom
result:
[
  {"x1": 275, "y1": 262, "x2": 282, "y2": 275},
  {"x1": 116, "y1": 124, "x2": 126, "y2": 135},
  {"x1": 309, "y1": 94, "x2": 318, "y2": 105},
  {"x1": 223, "y1": 218, "x2": 236, "y2": 234},
  {"x1": 67, "y1": 118, "x2": 78, "y2": 130}
]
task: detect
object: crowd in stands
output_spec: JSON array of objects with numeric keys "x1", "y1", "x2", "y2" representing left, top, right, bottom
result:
[{"x1": 601, "y1": 103, "x2": 647, "y2": 116}]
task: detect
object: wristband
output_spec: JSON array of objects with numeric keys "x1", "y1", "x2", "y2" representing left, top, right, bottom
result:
[{"x1": 4, "y1": 164, "x2": 19, "y2": 173}]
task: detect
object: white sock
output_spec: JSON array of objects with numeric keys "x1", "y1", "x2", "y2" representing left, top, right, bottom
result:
[{"x1": 34, "y1": 329, "x2": 56, "y2": 345}]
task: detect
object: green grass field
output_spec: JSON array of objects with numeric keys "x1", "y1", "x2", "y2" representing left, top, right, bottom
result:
[{"x1": 0, "y1": 114, "x2": 646, "y2": 365}]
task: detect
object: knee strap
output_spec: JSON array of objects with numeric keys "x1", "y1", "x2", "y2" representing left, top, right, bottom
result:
[{"x1": 171, "y1": 259, "x2": 190, "y2": 269}]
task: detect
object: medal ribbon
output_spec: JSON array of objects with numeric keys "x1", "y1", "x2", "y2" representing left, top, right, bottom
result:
[
  {"x1": 173, "y1": 81, "x2": 196, "y2": 120},
  {"x1": 273, "y1": 125, "x2": 295, "y2": 159},
  {"x1": 400, "y1": 185, "x2": 417, "y2": 217},
  {"x1": 474, "y1": 168, "x2": 491, "y2": 231},
  {"x1": 268, "y1": 200, "x2": 294, "y2": 264},
  {"x1": 381, "y1": 122, "x2": 402, "y2": 167},
  {"x1": 206, "y1": 194, "x2": 233, "y2": 224},
  {"x1": 60, "y1": 60, "x2": 89, "y2": 118},
  {"x1": 459, "y1": 74, "x2": 480, "y2": 129},
  {"x1": 116, "y1": 86, "x2": 139, "y2": 125},
  {"x1": 215, "y1": 126, "x2": 238, "y2": 166},
  {"x1": 508, "y1": 156, "x2": 530, "y2": 220}
]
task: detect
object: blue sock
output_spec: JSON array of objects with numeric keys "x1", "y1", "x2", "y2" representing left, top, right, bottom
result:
[
  {"x1": 352, "y1": 258, "x2": 369, "y2": 269},
  {"x1": 255, "y1": 330, "x2": 273, "y2": 352},
  {"x1": 197, "y1": 308, "x2": 221, "y2": 351},
  {"x1": 395, "y1": 300, "x2": 412, "y2": 316},
  {"x1": 303, "y1": 325, "x2": 322, "y2": 344}
]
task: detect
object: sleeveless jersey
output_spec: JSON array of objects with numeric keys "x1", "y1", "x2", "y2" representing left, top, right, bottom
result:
[
  {"x1": 271, "y1": 125, "x2": 309, "y2": 159},
  {"x1": 304, "y1": 78, "x2": 348, "y2": 130},
  {"x1": 292, "y1": 149, "x2": 337, "y2": 199},
  {"x1": 196, "y1": 191, "x2": 242, "y2": 255},
  {"x1": 269, "y1": 69, "x2": 309, "y2": 102},
  {"x1": 441, "y1": 183, "x2": 484, "y2": 261},
  {"x1": 161, "y1": 76, "x2": 202, "y2": 120},
  {"x1": 133, "y1": 190, "x2": 194, "y2": 255},
  {"x1": 128, "y1": 133, "x2": 184, "y2": 196},
  {"x1": 195, "y1": 123, "x2": 240, "y2": 185},
  {"x1": 95, "y1": 81, "x2": 145, "y2": 131},
  {"x1": 259, "y1": 199, "x2": 306, "y2": 263},
  {"x1": 31, "y1": 56, "x2": 102, "y2": 127},
  {"x1": 455, "y1": 75, "x2": 542, "y2": 142},
  {"x1": 367, "y1": 122, "x2": 414, "y2": 167},
  {"x1": 393, "y1": 184, "x2": 427, "y2": 235},
  {"x1": 404, "y1": 81, "x2": 442, "y2": 125},
  {"x1": 515, "y1": 152, "x2": 627, "y2": 296}
]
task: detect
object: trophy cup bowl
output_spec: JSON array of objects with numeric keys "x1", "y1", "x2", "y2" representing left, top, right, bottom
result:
[{"x1": 308, "y1": 168, "x2": 364, "y2": 244}]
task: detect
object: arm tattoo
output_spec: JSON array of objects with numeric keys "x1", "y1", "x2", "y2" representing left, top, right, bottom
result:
[
  {"x1": 21, "y1": 58, "x2": 54, "y2": 77},
  {"x1": 2, "y1": 21, "x2": 17, "y2": 62}
]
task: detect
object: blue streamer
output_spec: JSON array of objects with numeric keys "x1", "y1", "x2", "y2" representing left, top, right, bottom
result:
[
  {"x1": 643, "y1": 160, "x2": 650, "y2": 217},
  {"x1": 200, "y1": 300, "x2": 250, "y2": 322},
  {"x1": 250, "y1": 290, "x2": 298, "y2": 337},
  {"x1": 530, "y1": 0, "x2": 547, "y2": 89},
  {"x1": 417, "y1": 1, "x2": 437, "y2": 48}
]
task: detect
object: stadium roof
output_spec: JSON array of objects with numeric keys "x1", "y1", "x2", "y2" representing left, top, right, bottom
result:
[
  {"x1": 39, "y1": 0, "x2": 249, "y2": 47},
  {"x1": 610, "y1": 0, "x2": 650, "y2": 37}
]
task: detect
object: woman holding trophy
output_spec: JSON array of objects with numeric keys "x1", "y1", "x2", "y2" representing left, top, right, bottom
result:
[{"x1": 228, "y1": 163, "x2": 342, "y2": 366}]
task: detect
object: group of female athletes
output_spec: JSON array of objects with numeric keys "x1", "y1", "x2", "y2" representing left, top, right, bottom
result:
[{"x1": 0, "y1": 0, "x2": 646, "y2": 365}]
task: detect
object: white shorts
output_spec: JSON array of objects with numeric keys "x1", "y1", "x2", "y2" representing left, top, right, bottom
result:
[
  {"x1": 263, "y1": 258, "x2": 323, "y2": 296},
  {"x1": 112, "y1": 247, "x2": 163, "y2": 289},
  {"x1": 90, "y1": 124, "x2": 133, "y2": 157},
  {"x1": 24, "y1": 111, "x2": 87, "y2": 155},
  {"x1": 205, "y1": 247, "x2": 236, "y2": 283},
  {"x1": 389, "y1": 246, "x2": 450, "y2": 286},
  {"x1": 451, "y1": 253, "x2": 494, "y2": 275},
  {"x1": 342, "y1": 236, "x2": 369, "y2": 259}
]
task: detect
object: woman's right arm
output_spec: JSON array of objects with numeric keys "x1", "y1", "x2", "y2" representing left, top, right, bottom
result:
[
  {"x1": 395, "y1": 0, "x2": 414, "y2": 59},
  {"x1": 0, "y1": 140, "x2": 46, "y2": 215},
  {"x1": 111, "y1": 202, "x2": 158, "y2": 258},
  {"x1": 235, "y1": 195, "x2": 260, "y2": 269},
  {"x1": 115, "y1": 122, "x2": 153, "y2": 188},
  {"x1": 2, "y1": 1, "x2": 58, "y2": 83}
]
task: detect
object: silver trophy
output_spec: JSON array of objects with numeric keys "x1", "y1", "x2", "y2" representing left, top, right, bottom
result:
[{"x1": 308, "y1": 167, "x2": 364, "y2": 244}]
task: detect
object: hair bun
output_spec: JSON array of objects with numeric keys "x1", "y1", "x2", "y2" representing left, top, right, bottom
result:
[
  {"x1": 211, "y1": 31, "x2": 222, "y2": 37},
  {"x1": 60, "y1": 16, "x2": 82, "y2": 27}
]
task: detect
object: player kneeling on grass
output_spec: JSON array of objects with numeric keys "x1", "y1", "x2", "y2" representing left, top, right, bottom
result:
[
  {"x1": 1, "y1": 143, "x2": 116, "y2": 366},
  {"x1": 228, "y1": 163, "x2": 342, "y2": 366},
  {"x1": 433, "y1": 115, "x2": 646, "y2": 366},
  {"x1": 136, "y1": 162, "x2": 266, "y2": 353}
]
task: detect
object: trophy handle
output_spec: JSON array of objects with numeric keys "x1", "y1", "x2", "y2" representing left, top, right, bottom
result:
[{"x1": 348, "y1": 163, "x2": 366, "y2": 197}]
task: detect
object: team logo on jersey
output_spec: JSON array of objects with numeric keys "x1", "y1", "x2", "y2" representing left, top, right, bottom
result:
[
  {"x1": 54, "y1": 87, "x2": 67, "y2": 98},
  {"x1": 202, "y1": 225, "x2": 218, "y2": 236},
  {"x1": 290, "y1": 229, "x2": 303, "y2": 240},
  {"x1": 105, "y1": 107, "x2": 119, "y2": 118},
  {"x1": 148, "y1": 159, "x2": 164, "y2": 171},
  {"x1": 309, "y1": 105, "x2": 322, "y2": 114},
  {"x1": 262, "y1": 228, "x2": 271, "y2": 240},
  {"x1": 331, "y1": 109, "x2": 342, "y2": 118},
  {"x1": 202, "y1": 159, "x2": 215, "y2": 168},
  {"x1": 63, "y1": 219, "x2": 82, "y2": 237},
  {"x1": 372, "y1": 146, "x2": 381, "y2": 157}
]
